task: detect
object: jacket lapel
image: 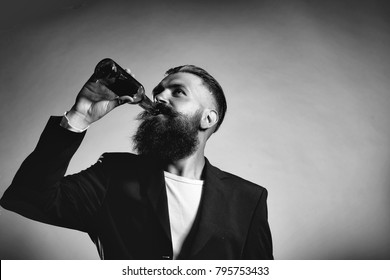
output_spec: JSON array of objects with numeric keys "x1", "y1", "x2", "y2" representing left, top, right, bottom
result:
[
  {"x1": 187, "y1": 158, "x2": 231, "y2": 257},
  {"x1": 139, "y1": 158, "x2": 172, "y2": 244}
]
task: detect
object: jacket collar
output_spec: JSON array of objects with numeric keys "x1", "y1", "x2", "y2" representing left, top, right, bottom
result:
[{"x1": 141, "y1": 156, "x2": 230, "y2": 258}]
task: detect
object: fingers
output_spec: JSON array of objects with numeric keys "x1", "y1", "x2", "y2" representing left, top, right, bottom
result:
[{"x1": 82, "y1": 80, "x2": 117, "y2": 102}]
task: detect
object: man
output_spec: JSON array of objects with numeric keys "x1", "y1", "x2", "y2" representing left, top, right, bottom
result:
[{"x1": 0, "y1": 63, "x2": 273, "y2": 260}]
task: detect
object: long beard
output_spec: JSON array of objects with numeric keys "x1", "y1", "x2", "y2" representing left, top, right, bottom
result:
[{"x1": 132, "y1": 103, "x2": 202, "y2": 162}]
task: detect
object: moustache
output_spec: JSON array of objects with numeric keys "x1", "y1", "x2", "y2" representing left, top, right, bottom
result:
[{"x1": 136, "y1": 102, "x2": 179, "y2": 120}]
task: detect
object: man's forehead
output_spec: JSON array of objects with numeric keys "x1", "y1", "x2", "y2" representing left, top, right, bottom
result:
[
  {"x1": 153, "y1": 72, "x2": 208, "y2": 94},
  {"x1": 167, "y1": 71, "x2": 208, "y2": 87}
]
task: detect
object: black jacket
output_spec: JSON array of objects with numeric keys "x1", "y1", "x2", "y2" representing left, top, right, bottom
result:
[{"x1": 0, "y1": 116, "x2": 273, "y2": 259}]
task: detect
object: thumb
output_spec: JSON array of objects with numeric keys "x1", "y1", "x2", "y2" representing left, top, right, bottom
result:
[
  {"x1": 107, "y1": 95, "x2": 139, "y2": 112},
  {"x1": 118, "y1": 95, "x2": 134, "y2": 105},
  {"x1": 110, "y1": 95, "x2": 133, "y2": 109}
]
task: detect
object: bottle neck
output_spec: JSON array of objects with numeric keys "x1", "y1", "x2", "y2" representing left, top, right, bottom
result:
[{"x1": 138, "y1": 95, "x2": 155, "y2": 112}]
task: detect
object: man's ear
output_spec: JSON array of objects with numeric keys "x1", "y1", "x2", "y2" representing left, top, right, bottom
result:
[{"x1": 200, "y1": 109, "x2": 219, "y2": 130}]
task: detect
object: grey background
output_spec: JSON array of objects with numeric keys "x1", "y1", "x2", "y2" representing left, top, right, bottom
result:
[{"x1": 0, "y1": 0, "x2": 389, "y2": 259}]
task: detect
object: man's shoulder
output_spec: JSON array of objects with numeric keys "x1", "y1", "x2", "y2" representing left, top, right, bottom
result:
[{"x1": 208, "y1": 162, "x2": 267, "y2": 194}]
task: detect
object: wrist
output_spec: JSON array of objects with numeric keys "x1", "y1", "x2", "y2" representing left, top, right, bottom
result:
[{"x1": 63, "y1": 110, "x2": 91, "y2": 132}]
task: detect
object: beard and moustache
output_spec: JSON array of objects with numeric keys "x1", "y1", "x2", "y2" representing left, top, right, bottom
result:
[{"x1": 132, "y1": 103, "x2": 202, "y2": 163}]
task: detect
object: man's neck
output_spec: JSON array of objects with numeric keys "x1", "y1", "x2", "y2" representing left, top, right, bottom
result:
[{"x1": 164, "y1": 151, "x2": 205, "y2": 180}]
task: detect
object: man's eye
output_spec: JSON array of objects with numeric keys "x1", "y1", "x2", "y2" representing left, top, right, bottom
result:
[{"x1": 173, "y1": 89, "x2": 185, "y2": 96}]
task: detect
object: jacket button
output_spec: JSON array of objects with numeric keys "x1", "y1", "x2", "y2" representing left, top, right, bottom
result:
[{"x1": 162, "y1": 255, "x2": 171, "y2": 259}]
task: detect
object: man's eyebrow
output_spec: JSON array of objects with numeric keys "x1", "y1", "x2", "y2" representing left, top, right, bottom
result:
[
  {"x1": 168, "y1": 82, "x2": 187, "y2": 88},
  {"x1": 152, "y1": 82, "x2": 189, "y2": 96},
  {"x1": 166, "y1": 81, "x2": 190, "y2": 93}
]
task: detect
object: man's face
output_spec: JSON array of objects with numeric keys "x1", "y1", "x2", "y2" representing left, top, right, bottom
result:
[
  {"x1": 152, "y1": 72, "x2": 214, "y2": 117},
  {"x1": 132, "y1": 72, "x2": 213, "y2": 162}
]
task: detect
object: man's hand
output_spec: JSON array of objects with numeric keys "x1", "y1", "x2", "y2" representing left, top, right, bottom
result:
[{"x1": 66, "y1": 69, "x2": 137, "y2": 129}]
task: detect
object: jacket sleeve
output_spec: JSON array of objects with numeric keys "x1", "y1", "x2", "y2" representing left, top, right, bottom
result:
[
  {"x1": 243, "y1": 188, "x2": 274, "y2": 259},
  {"x1": 0, "y1": 116, "x2": 111, "y2": 232}
]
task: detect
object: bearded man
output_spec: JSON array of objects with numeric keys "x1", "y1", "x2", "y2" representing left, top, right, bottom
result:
[{"x1": 0, "y1": 64, "x2": 273, "y2": 260}]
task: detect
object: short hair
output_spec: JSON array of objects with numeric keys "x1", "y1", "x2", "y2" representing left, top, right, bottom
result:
[{"x1": 165, "y1": 65, "x2": 227, "y2": 132}]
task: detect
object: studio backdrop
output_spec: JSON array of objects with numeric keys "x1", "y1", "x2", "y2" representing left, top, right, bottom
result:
[{"x1": 0, "y1": 0, "x2": 389, "y2": 259}]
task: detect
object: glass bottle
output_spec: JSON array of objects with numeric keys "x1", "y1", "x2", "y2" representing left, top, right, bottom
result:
[{"x1": 92, "y1": 58, "x2": 154, "y2": 112}]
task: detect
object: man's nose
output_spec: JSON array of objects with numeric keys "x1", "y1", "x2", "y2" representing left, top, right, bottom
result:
[{"x1": 154, "y1": 90, "x2": 170, "y2": 104}]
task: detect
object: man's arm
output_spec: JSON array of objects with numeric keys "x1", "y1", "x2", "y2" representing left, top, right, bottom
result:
[
  {"x1": 0, "y1": 117, "x2": 111, "y2": 231},
  {"x1": 0, "y1": 69, "x2": 137, "y2": 231}
]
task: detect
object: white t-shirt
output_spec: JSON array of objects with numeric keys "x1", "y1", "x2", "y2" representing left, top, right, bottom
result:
[{"x1": 164, "y1": 171, "x2": 204, "y2": 259}]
